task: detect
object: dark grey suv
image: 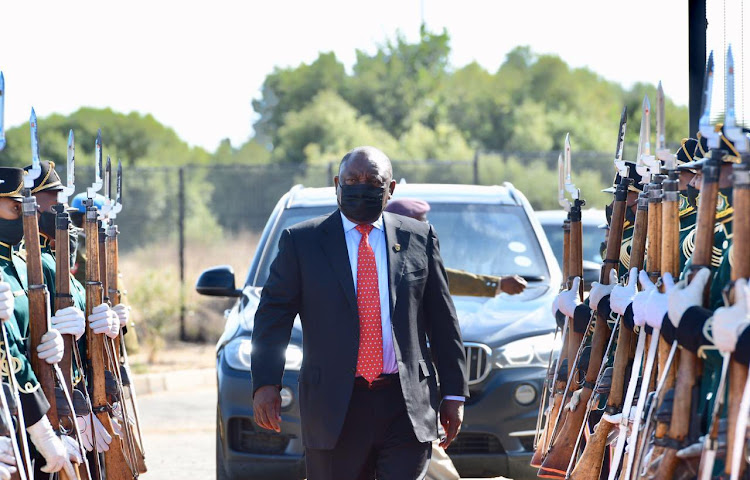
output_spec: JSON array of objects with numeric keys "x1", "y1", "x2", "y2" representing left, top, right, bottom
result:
[{"x1": 197, "y1": 183, "x2": 562, "y2": 479}]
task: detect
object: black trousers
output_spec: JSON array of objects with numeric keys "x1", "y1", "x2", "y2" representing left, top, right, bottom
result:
[{"x1": 305, "y1": 380, "x2": 431, "y2": 480}]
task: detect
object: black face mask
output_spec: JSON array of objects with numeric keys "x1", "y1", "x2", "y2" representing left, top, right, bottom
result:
[
  {"x1": 338, "y1": 184, "x2": 387, "y2": 223},
  {"x1": 38, "y1": 211, "x2": 56, "y2": 239},
  {"x1": 0, "y1": 217, "x2": 24, "y2": 246},
  {"x1": 599, "y1": 241, "x2": 607, "y2": 260},
  {"x1": 686, "y1": 184, "x2": 699, "y2": 209},
  {"x1": 605, "y1": 203, "x2": 613, "y2": 226}
]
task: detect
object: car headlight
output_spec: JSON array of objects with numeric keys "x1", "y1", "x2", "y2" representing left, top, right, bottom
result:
[
  {"x1": 492, "y1": 332, "x2": 562, "y2": 369},
  {"x1": 224, "y1": 337, "x2": 303, "y2": 372}
]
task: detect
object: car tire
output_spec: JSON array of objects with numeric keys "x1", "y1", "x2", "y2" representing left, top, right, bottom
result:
[{"x1": 216, "y1": 410, "x2": 232, "y2": 480}]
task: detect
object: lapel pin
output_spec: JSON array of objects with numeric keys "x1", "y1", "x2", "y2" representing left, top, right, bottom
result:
[{"x1": 393, "y1": 244, "x2": 401, "y2": 252}]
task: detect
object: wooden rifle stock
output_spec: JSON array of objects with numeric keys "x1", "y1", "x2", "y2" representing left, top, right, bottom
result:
[
  {"x1": 105, "y1": 227, "x2": 147, "y2": 475},
  {"x1": 23, "y1": 196, "x2": 79, "y2": 480},
  {"x1": 53, "y1": 205, "x2": 75, "y2": 395},
  {"x1": 725, "y1": 159, "x2": 750, "y2": 476},
  {"x1": 655, "y1": 152, "x2": 722, "y2": 478},
  {"x1": 532, "y1": 218, "x2": 572, "y2": 468},
  {"x1": 571, "y1": 190, "x2": 649, "y2": 480},
  {"x1": 539, "y1": 180, "x2": 629, "y2": 476},
  {"x1": 84, "y1": 205, "x2": 132, "y2": 480}
]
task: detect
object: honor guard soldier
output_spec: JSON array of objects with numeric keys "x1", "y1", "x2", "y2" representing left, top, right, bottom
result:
[{"x1": 0, "y1": 166, "x2": 79, "y2": 477}]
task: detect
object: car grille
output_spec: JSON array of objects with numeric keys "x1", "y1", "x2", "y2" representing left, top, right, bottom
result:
[
  {"x1": 228, "y1": 418, "x2": 295, "y2": 455},
  {"x1": 464, "y1": 343, "x2": 492, "y2": 385},
  {"x1": 447, "y1": 433, "x2": 504, "y2": 455}
]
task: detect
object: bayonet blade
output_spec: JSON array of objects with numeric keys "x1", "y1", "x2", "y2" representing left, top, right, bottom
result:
[
  {"x1": 104, "y1": 156, "x2": 111, "y2": 201},
  {"x1": 557, "y1": 153, "x2": 570, "y2": 211},
  {"x1": 656, "y1": 82, "x2": 666, "y2": 152},
  {"x1": 116, "y1": 160, "x2": 122, "y2": 209},
  {"x1": 564, "y1": 133, "x2": 579, "y2": 200},
  {"x1": 724, "y1": 45, "x2": 748, "y2": 152},
  {"x1": 67, "y1": 130, "x2": 75, "y2": 191},
  {"x1": 699, "y1": 51, "x2": 717, "y2": 149},
  {"x1": 87, "y1": 130, "x2": 103, "y2": 197},
  {"x1": 615, "y1": 106, "x2": 627, "y2": 163},
  {"x1": 0, "y1": 72, "x2": 5, "y2": 151},
  {"x1": 111, "y1": 159, "x2": 123, "y2": 218},
  {"x1": 58, "y1": 130, "x2": 76, "y2": 204},
  {"x1": 636, "y1": 95, "x2": 651, "y2": 161},
  {"x1": 27, "y1": 108, "x2": 41, "y2": 188}
]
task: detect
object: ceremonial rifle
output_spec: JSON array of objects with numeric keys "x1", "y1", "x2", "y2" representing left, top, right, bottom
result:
[
  {"x1": 539, "y1": 109, "x2": 628, "y2": 477},
  {"x1": 25, "y1": 110, "x2": 82, "y2": 480},
  {"x1": 623, "y1": 84, "x2": 670, "y2": 479},
  {"x1": 84, "y1": 132, "x2": 132, "y2": 480},
  {"x1": 572, "y1": 97, "x2": 652, "y2": 480},
  {"x1": 652, "y1": 69, "x2": 722, "y2": 480},
  {"x1": 531, "y1": 153, "x2": 572, "y2": 467},
  {"x1": 609, "y1": 95, "x2": 665, "y2": 480},
  {"x1": 103, "y1": 160, "x2": 147, "y2": 475},
  {"x1": 718, "y1": 45, "x2": 750, "y2": 479}
]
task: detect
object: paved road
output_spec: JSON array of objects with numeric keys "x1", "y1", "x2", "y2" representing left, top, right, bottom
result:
[
  {"x1": 139, "y1": 385, "x2": 216, "y2": 478},
  {"x1": 138, "y1": 380, "x2": 510, "y2": 479}
]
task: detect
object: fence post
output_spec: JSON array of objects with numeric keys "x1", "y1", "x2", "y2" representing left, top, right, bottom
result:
[
  {"x1": 473, "y1": 150, "x2": 480, "y2": 185},
  {"x1": 178, "y1": 167, "x2": 186, "y2": 341},
  {"x1": 328, "y1": 161, "x2": 335, "y2": 186}
]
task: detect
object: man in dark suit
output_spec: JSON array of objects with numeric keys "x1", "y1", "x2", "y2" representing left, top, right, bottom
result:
[{"x1": 251, "y1": 146, "x2": 468, "y2": 479}]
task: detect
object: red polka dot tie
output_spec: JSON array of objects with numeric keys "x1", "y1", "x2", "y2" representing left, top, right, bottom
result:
[{"x1": 355, "y1": 224, "x2": 383, "y2": 383}]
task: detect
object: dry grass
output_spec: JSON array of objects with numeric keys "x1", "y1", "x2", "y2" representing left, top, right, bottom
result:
[{"x1": 119, "y1": 231, "x2": 259, "y2": 362}]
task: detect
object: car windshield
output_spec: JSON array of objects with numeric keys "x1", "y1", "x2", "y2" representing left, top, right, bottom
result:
[
  {"x1": 251, "y1": 203, "x2": 549, "y2": 287},
  {"x1": 542, "y1": 223, "x2": 604, "y2": 267}
]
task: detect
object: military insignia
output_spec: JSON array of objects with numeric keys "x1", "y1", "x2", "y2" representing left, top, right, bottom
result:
[{"x1": 716, "y1": 191, "x2": 729, "y2": 214}]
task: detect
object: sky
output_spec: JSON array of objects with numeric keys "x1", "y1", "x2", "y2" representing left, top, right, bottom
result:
[{"x1": 0, "y1": 0, "x2": 744, "y2": 152}]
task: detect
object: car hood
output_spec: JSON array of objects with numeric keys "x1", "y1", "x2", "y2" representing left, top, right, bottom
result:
[{"x1": 225, "y1": 283, "x2": 556, "y2": 349}]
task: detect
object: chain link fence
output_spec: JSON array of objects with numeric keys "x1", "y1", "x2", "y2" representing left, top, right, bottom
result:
[{"x1": 101, "y1": 150, "x2": 614, "y2": 344}]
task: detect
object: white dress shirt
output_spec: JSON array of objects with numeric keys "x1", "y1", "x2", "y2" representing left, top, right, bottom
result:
[{"x1": 340, "y1": 212, "x2": 465, "y2": 402}]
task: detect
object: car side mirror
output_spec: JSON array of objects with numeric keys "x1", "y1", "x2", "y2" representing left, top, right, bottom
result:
[{"x1": 196, "y1": 265, "x2": 242, "y2": 297}]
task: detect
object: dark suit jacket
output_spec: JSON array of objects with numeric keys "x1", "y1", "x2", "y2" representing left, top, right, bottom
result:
[{"x1": 251, "y1": 210, "x2": 468, "y2": 449}]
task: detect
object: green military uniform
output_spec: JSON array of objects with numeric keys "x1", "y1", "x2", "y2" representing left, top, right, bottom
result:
[
  {"x1": 39, "y1": 233, "x2": 87, "y2": 386},
  {"x1": 446, "y1": 268, "x2": 502, "y2": 297}
]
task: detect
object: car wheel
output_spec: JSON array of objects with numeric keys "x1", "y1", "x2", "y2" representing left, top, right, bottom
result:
[{"x1": 216, "y1": 410, "x2": 232, "y2": 480}]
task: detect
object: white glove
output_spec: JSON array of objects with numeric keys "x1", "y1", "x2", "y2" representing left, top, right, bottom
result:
[
  {"x1": 61, "y1": 435, "x2": 83, "y2": 465},
  {"x1": 0, "y1": 437, "x2": 16, "y2": 480},
  {"x1": 0, "y1": 464, "x2": 13, "y2": 480},
  {"x1": 610, "y1": 268, "x2": 638, "y2": 315},
  {"x1": 643, "y1": 273, "x2": 675, "y2": 330},
  {"x1": 0, "y1": 282, "x2": 13, "y2": 322},
  {"x1": 632, "y1": 270, "x2": 658, "y2": 327},
  {"x1": 588, "y1": 269, "x2": 618, "y2": 311},
  {"x1": 713, "y1": 278, "x2": 750, "y2": 353},
  {"x1": 76, "y1": 414, "x2": 112, "y2": 452},
  {"x1": 557, "y1": 277, "x2": 581, "y2": 318},
  {"x1": 37, "y1": 329, "x2": 64, "y2": 365},
  {"x1": 112, "y1": 304, "x2": 130, "y2": 331},
  {"x1": 26, "y1": 416, "x2": 76, "y2": 477},
  {"x1": 88, "y1": 304, "x2": 119, "y2": 339},
  {"x1": 51, "y1": 306, "x2": 85, "y2": 340},
  {"x1": 667, "y1": 268, "x2": 711, "y2": 328}
]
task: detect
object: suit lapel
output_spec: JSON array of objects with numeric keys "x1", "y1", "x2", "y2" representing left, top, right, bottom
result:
[
  {"x1": 383, "y1": 212, "x2": 411, "y2": 317},
  {"x1": 320, "y1": 211, "x2": 358, "y2": 313}
]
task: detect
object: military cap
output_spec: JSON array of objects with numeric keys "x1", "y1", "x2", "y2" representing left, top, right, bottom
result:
[
  {"x1": 23, "y1": 160, "x2": 62, "y2": 193},
  {"x1": 602, "y1": 162, "x2": 644, "y2": 193},
  {"x1": 385, "y1": 198, "x2": 430, "y2": 220},
  {"x1": 0, "y1": 168, "x2": 25, "y2": 202},
  {"x1": 679, "y1": 125, "x2": 750, "y2": 171},
  {"x1": 676, "y1": 138, "x2": 698, "y2": 164}
]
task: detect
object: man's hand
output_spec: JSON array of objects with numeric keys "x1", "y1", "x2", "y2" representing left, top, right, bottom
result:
[
  {"x1": 439, "y1": 399, "x2": 464, "y2": 449},
  {"x1": 253, "y1": 385, "x2": 282, "y2": 432},
  {"x1": 498, "y1": 275, "x2": 527, "y2": 295}
]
